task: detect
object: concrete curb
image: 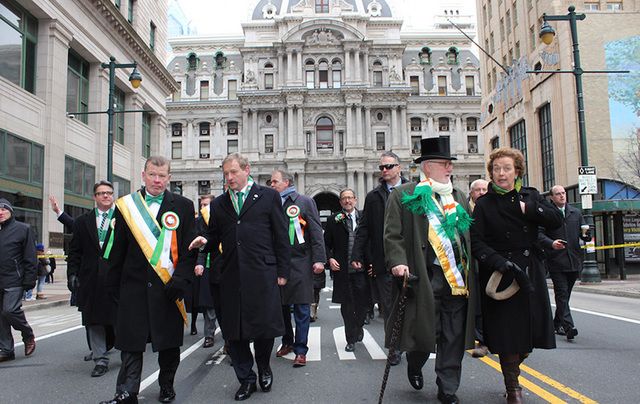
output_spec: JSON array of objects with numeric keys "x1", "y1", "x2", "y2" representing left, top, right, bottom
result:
[
  {"x1": 23, "y1": 298, "x2": 71, "y2": 312},
  {"x1": 571, "y1": 286, "x2": 640, "y2": 299}
]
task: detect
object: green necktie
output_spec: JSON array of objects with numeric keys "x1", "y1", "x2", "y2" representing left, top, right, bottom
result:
[
  {"x1": 236, "y1": 191, "x2": 244, "y2": 213},
  {"x1": 146, "y1": 193, "x2": 163, "y2": 205}
]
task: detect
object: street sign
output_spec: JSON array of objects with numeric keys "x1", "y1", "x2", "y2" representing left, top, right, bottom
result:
[{"x1": 578, "y1": 166, "x2": 597, "y2": 194}]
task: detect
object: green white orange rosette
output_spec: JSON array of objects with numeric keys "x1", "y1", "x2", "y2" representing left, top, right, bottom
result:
[{"x1": 286, "y1": 205, "x2": 306, "y2": 245}]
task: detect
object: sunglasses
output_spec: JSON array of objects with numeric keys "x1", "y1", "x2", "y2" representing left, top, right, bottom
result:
[{"x1": 379, "y1": 163, "x2": 399, "y2": 171}]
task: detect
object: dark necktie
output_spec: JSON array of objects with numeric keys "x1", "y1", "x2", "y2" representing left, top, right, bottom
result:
[
  {"x1": 236, "y1": 191, "x2": 244, "y2": 213},
  {"x1": 347, "y1": 213, "x2": 354, "y2": 232},
  {"x1": 99, "y1": 211, "x2": 108, "y2": 231}
]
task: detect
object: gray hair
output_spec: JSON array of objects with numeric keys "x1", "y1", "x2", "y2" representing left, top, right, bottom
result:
[
  {"x1": 222, "y1": 153, "x2": 249, "y2": 169},
  {"x1": 380, "y1": 151, "x2": 400, "y2": 163},
  {"x1": 273, "y1": 169, "x2": 294, "y2": 186},
  {"x1": 144, "y1": 156, "x2": 171, "y2": 172},
  {"x1": 470, "y1": 178, "x2": 488, "y2": 191}
]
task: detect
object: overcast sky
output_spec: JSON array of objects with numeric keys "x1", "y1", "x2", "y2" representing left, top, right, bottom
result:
[{"x1": 177, "y1": 0, "x2": 477, "y2": 36}]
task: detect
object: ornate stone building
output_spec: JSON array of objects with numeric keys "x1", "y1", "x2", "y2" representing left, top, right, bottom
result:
[{"x1": 166, "y1": 0, "x2": 484, "y2": 215}]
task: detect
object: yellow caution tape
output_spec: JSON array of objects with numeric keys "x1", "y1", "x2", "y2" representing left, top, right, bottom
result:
[
  {"x1": 580, "y1": 242, "x2": 640, "y2": 251},
  {"x1": 37, "y1": 254, "x2": 67, "y2": 259}
]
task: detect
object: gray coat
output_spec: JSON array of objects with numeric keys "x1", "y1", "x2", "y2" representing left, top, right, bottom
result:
[
  {"x1": 280, "y1": 191, "x2": 326, "y2": 304},
  {"x1": 384, "y1": 182, "x2": 476, "y2": 353},
  {"x1": 538, "y1": 204, "x2": 586, "y2": 273}
]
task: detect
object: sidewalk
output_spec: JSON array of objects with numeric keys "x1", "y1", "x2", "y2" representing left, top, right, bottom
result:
[{"x1": 21, "y1": 268, "x2": 640, "y2": 313}]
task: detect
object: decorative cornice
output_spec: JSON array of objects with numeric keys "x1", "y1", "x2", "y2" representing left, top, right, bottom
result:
[{"x1": 89, "y1": 0, "x2": 178, "y2": 93}]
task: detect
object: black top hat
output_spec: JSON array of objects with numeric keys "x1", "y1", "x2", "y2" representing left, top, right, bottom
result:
[{"x1": 414, "y1": 137, "x2": 457, "y2": 163}]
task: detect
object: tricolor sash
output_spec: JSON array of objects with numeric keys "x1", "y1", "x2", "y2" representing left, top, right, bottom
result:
[{"x1": 115, "y1": 191, "x2": 188, "y2": 324}]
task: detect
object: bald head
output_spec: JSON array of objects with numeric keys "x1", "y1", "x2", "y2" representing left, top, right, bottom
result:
[
  {"x1": 550, "y1": 185, "x2": 567, "y2": 208},
  {"x1": 470, "y1": 179, "x2": 488, "y2": 203}
]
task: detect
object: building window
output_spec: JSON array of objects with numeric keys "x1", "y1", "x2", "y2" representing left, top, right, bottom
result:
[
  {"x1": 227, "y1": 121, "x2": 238, "y2": 135},
  {"x1": 376, "y1": 132, "x2": 385, "y2": 151},
  {"x1": 306, "y1": 131, "x2": 312, "y2": 153},
  {"x1": 228, "y1": 80, "x2": 237, "y2": 100},
  {"x1": 265, "y1": 134, "x2": 274, "y2": 153},
  {"x1": 198, "y1": 180, "x2": 210, "y2": 195},
  {"x1": 172, "y1": 123, "x2": 182, "y2": 137},
  {"x1": 411, "y1": 136, "x2": 421, "y2": 155},
  {"x1": 332, "y1": 60, "x2": 342, "y2": 88},
  {"x1": 490, "y1": 136, "x2": 500, "y2": 150},
  {"x1": 505, "y1": 10, "x2": 511, "y2": 34},
  {"x1": 515, "y1": 41, "x2": 521, "y2": 60},
  {"x1": 227, "y1": 139, "x2": 238, "y2": 154},
  {"x1": 113, "y1": 87, "x2": 125, "y2": 144},
  {"x1": 606, "y1": 2, "x2": 622, "y2": 11},
  {"x1": 509, "y1": 119, "x2": 528, "y2": 185},
  {"x1": 305, "y1": 60, "x2": 315, "y2": 89},
  {"x1": 411, "y1": 118, "x2": 422, "y2": 132},
  {"x1": 373, "y1": 61, "x2": 383, "y2": 87},
  {"x1": 438, "y1": 117, "x2": 450, "y2": 131},
  {"x1": 315, "y1": 0, "x2": 329, "y2": 13},
  {"x1": 316, "y1": 117, "x2": 333, "y2": 152},
  {"x1": 466, "y1": 117, "x2": 478, "y2": 131},
  {"x1": 114, "y1": 0, "x2": 121, "y2": 9},
  {"x1": 64, "y1": 156, "x2": 95, "y2": 198},
  {"x1": 0, "y1": 0, "x2": 37, "y2": 93},
  {"x1": 200, "y1": 122, "x2": 210, "y2": 136},
  {"x1": 0, "y1": 131, "x2": 43, "y2": 185},
  {"x1": 338, "y1": 131, "x2": 344, "y2": 151},
  {"x1": 467, "y1": 136, "x2": 478, "y2": 153},
  {"x1": 419, "y1": 47, "x2": 431, "y2": 64},
  {"x1": 113, "y1": 175, "x2": 130, "y2": 196},
  {"x1": 446, "y1": 47, "x2": 459, "y2": 64},
  {"x1": 438, "y1": 76, "x2": 447, "y2": 95},
  {"x1": 539, "y1": 103, "x2": 554, "y2": 191},
  {"x1": 200, "y1": 81, "x2": 209, "y2": 100},
  {"x1": 199, "y1": 140, "x2": 210, "y2": 158},
  {"x1": 410, "y1": 76, "x2": 420, "y2": 95},
  {"x1": 142, "y1": 112, "x2": 151, "y2": 158},
  {"x1": 465, "y1": 76, "x2": 475, "y2": 96},
  {"x1": 584, "y1": 2, "x2": 600, "y2": 10},
  {"x1": 170, "y1": 181, "x2": 182, "y2": 195},
  {"x1": 149, "y1": 21, "x2": 156, "y2": 52},
  {"x1": 171, "y1": 142, "x2": 182, "y2": 159},
  {"x1": 487, "y1": 0, "x2": 492, "y2": 19},
  {"x1": 319, "y1": 61, "x2": 329, "y2": 88},
  {"x1": 67, "y1": 51, "x2": 90, "y2": 124},
  {"x1": 499, "y1": 18, "x2": 505, "y2": 41},
  {"x1": 512, "y1": 2, "x2": 518, "y2": 26},
  {"x1": 264, "y1": 73, "x2": 274, "y2": 89},
  {"x1": 127, "y1": 0, "x2": 134, "y2": 22},
  {"x1": 490, "y1": 32, "x2": 495, "y2": 54}
]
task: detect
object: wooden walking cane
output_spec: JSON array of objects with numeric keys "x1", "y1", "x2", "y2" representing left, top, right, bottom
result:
[{"x1": 378, "y1": 271, "x2": 415, "y2": 404}]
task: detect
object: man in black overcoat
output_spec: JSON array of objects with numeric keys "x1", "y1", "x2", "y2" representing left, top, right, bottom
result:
[
  {"x1": 190, "y1": 153, "x2": 291, "y2": 401},
  {"x1": 101, "y1": 156, "x2": 196, "y2": 404},
  {"x1": 67, "y1": 180, "x2": 117, "y2": 377}
]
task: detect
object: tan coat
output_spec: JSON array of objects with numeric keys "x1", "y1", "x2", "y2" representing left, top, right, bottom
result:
[{"x1": 383, "y1": 182, "x2": 476, "y2": 353}]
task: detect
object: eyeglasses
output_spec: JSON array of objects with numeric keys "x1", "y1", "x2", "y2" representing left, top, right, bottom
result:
[
  {"x1": 428, "y1": 161, "x2": 454, "y2": 168},
  {"x1": 94, "y1": 191, "x2": 114, "y2": 197},
  {"x1": 379, "y1": 163, "x2": 399, "y2": 171}
]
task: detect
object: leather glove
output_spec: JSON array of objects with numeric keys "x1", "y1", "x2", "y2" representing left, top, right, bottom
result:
[
  {"x1": 164, "y1": 278, "x2": 186, "y2": 301},
  {"x1": 502, "y1": 261, "x2": 533, "y2": 293},
  {"x1": 67, "y1": 273, "x2": 80, "y2": 292},
  {"x1": 22, "y1": 282, "x2": 36, "y2": 291}
]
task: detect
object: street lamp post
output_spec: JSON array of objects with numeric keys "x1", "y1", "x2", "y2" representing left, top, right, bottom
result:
[
  {"x1": 539, "y1": 6, "x2": 601, "y2": 283},
  {"x1": 101, "y1": 56, "x2": 142, "y2": 183}
]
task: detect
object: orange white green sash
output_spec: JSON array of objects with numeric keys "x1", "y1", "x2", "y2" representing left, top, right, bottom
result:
[{"x1": 115, "y1": 191, "x2": 187, "y2": 324}]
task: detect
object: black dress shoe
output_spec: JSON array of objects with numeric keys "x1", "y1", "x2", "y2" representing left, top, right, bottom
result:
[
  {"x1": 437, "y1": 391, "x2": 459, "y2": 404},
  {"x1": 407, "y1": 367, "x2": 423, "y2": 390},
  {"x1": 566, "y1": 327, "x2": 578, "y2": 340},
  {"x1": 345, "y1": 343, "x2": 355, "y2": 352},
  {"x1": 203, "y1": 337, "x2": 215, "y2": 348},
  {"x1": 555, "y1": 327, "x2": 566, "y2": 336},
  {"x1": 357, "y1": 328, "x2": 364, "y2": 342},
  {"x1": 258, "y1": 367, "x2": 273, "y2": 392},
  {"x1": 91, "y1": 364, "x2": 109, "y2": 377},
  {"x1": 0, "y1": 352, "x2": 15, "y2": 362},
  {"x1": 234, "y1": 382, "x2": 257, "y2": 401},
  {"x1": 99, "y1": 391, "x2": 138, "y2": 404},
  {"x1": 159, "y1": 386, "x2": 176, "y2": 403}
]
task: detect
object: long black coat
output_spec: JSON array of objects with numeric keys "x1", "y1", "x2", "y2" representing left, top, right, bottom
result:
[
  {"x1": 471, "y1": 185, "x2": 563, "y2": 354},
  {"x1": 352, "y1": 179, "x2": 408, "y2": 276},
  {"x1": 538, "y1": 204, "x2": 586, "y2": 273},
  {"x1": 107, "y1": 190, "x2": 196, "y2": 352},
  {"x1": 324, "y1": 210, "x2": 361, "y2": 304},
  {"x1": 68, "y1": 209, "x2": 116, "y2": 326},
  {"x1": 204, "y1": 183, "x2": 291, "y2": 341},
  {"x1": 280, "y1": 192, "x2": 326, "y2": 304}
]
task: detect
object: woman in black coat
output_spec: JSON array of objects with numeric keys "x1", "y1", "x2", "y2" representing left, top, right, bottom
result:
[{"x1": 471, "y1": 148, "x2": 562, "y2": 403}]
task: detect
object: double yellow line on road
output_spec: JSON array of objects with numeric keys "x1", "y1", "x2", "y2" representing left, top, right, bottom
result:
[{"x1": 474, "y1": 352, "x2": 597, "y2": 403}]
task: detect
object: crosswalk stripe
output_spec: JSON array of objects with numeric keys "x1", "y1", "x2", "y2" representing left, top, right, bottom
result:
[
  {"x1": 276, "y1": 327, "x2": 322, "y2": 362},
  {"x1": 333, "y1": 327, "x2": 356, "y2": 360},
  {"x1": 361, "y1": 328, "x2": 387, "y2": 360}
]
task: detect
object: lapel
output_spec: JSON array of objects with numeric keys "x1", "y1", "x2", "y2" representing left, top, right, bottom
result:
[
  {"x1": 238, "y1": 183, "x2": 261, "y2": 218},
  {"x1": 342, "y1": 210, "x2": 356, "y2": 233},
  {"x1": 85, "y1": 209, "x2": 100, "y2": 251},
  {"x1": 156, "y1": 190, "x2": 175, "y2": 224},
  {"x1": 283, "y1": 191, "x2": 298, "y2": 211}
]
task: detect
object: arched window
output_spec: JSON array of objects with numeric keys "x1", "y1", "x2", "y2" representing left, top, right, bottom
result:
[
  {"x1": 372, "y1": 60, "x2": 383, "y2": 87},
  {"x1": 172, "y1": 123, "x2": 182, "y2": 136},
  {"x1": 264, "y1": 62, "x2": 274, "y2": 89},
  {"x1": 438, "y1": 117, "x2": 450, "y2": 131},
  {"x1": 215, "y1": 51, "x2": 226, "y2": 69},
  {"x1": 419, "y1": 47, "x2": 432, "y2": 64},
  {"x1": 318, "y1": 60, "x2": 329, "y2": 88},
  {"x1": 316, "y1": 117, "x2": 334, "y2": 152},
  {"x1": 227, "y1": 121, "x2": 238, "y2": 135},
  {"x1": 187, "y1": 53, "x2": 198, "y2": 70},
  {"x1": 305, "y1": 59, "x2": 315, "y2": 89},
  {"x1": 199, "y1": 122, "x2": 210, "y2": 136},
  {"x1": 410, "y1": 118, "x2": 422, "y2": 132},
  {"x1": 315, "y1": 0, "x2": 329, "y2": 13},
  {"x1": 332, "y1": 59, "x2": 342, "y2": 88},
  {"x1": 446, "y1": 47, "x2": 459, "y2": 64}
]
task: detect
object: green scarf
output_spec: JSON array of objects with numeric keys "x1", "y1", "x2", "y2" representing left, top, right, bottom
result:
[{"x1": 492, "y1": 177, "x2": 522, "y2": 195}]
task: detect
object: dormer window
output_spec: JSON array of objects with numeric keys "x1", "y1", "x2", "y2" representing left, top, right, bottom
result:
[
  {"x1": 315, "y1": 0, "x2": 329, "y2": 13},
  {"x1": 419, "y1": 47, "x2": 432, "y2": 64},
  {"x1": 187, "y1": 53, "x2": 198, "y2": 70},
  {"x1": 446, "y1": 47, "x2": 459, "y2": 65},
  {"x1": 215, "y1": 52, "x2": 226, "y2": 69}
]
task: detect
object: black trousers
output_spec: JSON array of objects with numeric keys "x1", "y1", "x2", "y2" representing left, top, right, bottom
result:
[
  {"x1": 227, "y1": 338, "x2": 274, "y2": 384},
  {"x1": 550, "y1": 271, "x2": 579, "y2": 331},
  {"x1": 340, "y1": 271, "x2": 368, "y2": 344},
  {"x1": 116, "y1": 347, "x2": 180, "y2": 394}
]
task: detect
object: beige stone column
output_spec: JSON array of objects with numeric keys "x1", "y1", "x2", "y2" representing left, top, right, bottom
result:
[
  {"x1": 364, "y1": 106, "x2": 372, "y2": 149},
  {"x1": 287, "y1": 106, "x2": 295, "y2": 148},
  {"x1": 427, "y1": 114, "x2": 434, "y2": 137},
  {"x1": 455, "y1": 114, "x2": 464, "y2": 154},
  {"x1": 296, "y1": 51, "x2": 303, "y2": 83},
  {"x1": 391, "y1": 107, "x2": 398, "y2": 149},
  {"x1": 400, "y1": 107, "x2": 408, "y2": 147},
  {"x1": 356, "y1": 171, "x2": 365, "y2": 205},
  {"x1": 278, "y1": 108, "x2": 285, "y2": 152},
  {"x1": 345, "y1": 105, "x2": 353, "y2": 146},
  {"x1": 242, "y1": 109, "x2": 249, "y2": 152},
  {"x1": 296, "y1": 106, "x2": 304, "y2": 149},
  {"x1": 354, "y1": 50, "x2": 361, "y2": 83},
  {"x1": 365, "y1": 170, "x2": 374, "y2": 194},
  {"x1": 363, "y1": 51, "x2": 370, "y2": 84},
  {"x1": 344, "y1": 50, "x2": 351, "y2": 83},
  {"x1": 355, "y1": 104, "x2": 363, "y2": 147},
  {"x1": 347, "y1": 171, "x2": 355, "y2": 191},
  {"x1": 287, "y1": 52, "x2": 293, "y2": 83},
  {"x1": 252, "y1": 109, "x2": 259, "y2": 151}
]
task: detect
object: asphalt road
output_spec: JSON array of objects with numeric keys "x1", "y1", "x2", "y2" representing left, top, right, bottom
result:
[{"x1": 3, "y1": 286, "x2": 640, "y2": 403}]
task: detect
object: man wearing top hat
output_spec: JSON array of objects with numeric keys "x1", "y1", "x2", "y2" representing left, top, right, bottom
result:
[{"x1": 383, "y1": 138, "x2": 476, "y2": 404}]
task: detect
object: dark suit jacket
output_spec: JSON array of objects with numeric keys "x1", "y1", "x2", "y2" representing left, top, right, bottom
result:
[
  {"x1": 203, "y1": 183, "x2": 291, "y2": 341},
  {"x1": 538, "y1": 204, "x2": 586, "y2": 273},
  {"x1": 324, "y1": 210, "x2": 361, "y2": 304},
  {"x1": 68, "y1": 208, "x2": 116, "y2": 326},
  {"x1": 107, "y1": 189, "x2": 196, "y2": 352}
]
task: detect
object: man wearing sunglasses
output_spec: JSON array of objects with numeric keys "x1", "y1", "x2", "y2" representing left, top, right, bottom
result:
[
  {"x1": 351, "y1": 151, "x2": 408, "y2": 365},
  {"x1": 67, "y1": 180, "x2": 117, "y2": 378}
]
